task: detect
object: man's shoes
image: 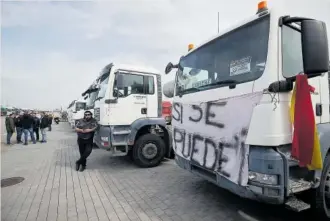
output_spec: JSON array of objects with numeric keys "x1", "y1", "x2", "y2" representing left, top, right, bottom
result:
[
  {"x1": 75, "y1": 162, "x2": 80, "y2": 171},
  {"x1": 79, "y1": 166, "x2": 86, "y2": 172},
  {"x1": 24, "y1": 143, "x2": 28, "y2": 146}
]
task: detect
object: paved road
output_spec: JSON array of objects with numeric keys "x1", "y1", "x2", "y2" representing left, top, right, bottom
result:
[{"x1": 1, "y1": 122, "x2": 315, "y2": 221}]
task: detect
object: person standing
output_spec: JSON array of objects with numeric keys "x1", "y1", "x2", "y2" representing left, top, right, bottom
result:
[
  {"x1": 5, "y1": 113, "x2": 15, "y2": 145},
  {"x1": 32, "y1": 113, "x2": 40, "y2": 142},
  {"x1": 75, "y1": 110, "x2": 98, "y2": 172},
  {"x1": 14, "y1": 113, "x2": 23, "y2": 143},
  {"x1": 40, "y1": 112, "x2": 49, "y2": 143},
  {"x1": 21, "y1": 112, "x2": 36, "y2": 145},
  {"x1": 48, "y1": 113, "x2": 53, "y2": 131}
]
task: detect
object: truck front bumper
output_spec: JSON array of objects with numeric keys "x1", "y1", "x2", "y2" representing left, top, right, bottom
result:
[
  {"x1": 174, "y1": 146, "x2": 285, "y2": 205},
  {"x1": 94, "y1": 126, "x2": 111, "y2": 151}
]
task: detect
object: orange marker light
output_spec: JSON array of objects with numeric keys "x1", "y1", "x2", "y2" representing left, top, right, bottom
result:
[
  {"x1": 258, "y1": 1, "x2": 267, "y2": 11},
  {"x1": 188, "y1": 44, "x2": 194, "y2": 51}
]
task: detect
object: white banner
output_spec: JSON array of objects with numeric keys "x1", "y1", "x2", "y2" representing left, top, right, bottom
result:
[{"x1": 172, "y1": 92, "x2": 263, "y2": 186}]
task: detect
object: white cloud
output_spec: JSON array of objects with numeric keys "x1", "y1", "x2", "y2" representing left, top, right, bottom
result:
[{"x1": 1, "y1": 0, "x2": 330, "y2": 109}]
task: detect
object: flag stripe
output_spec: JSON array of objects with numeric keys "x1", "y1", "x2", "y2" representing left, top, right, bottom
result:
[{"x1": 289, "y1": 74, "x2": 322, "y2": 170}]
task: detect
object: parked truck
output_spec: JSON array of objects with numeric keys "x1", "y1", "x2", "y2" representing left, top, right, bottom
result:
[
  {"x1": 81, "y1": 82, "x2": 100, "y2": 116},
  {"x1": 162, "y1": 101, "x2": 172, "y2": 125},
  {"x1": 164, "y1": 1, "x2": 330, "y2": 218},
  {"x1": 67, "y1": 99, "x2": 87, "y2": 129},
  {"x1": 93, "y1": 63, "x2": 172, "y2": 167}
]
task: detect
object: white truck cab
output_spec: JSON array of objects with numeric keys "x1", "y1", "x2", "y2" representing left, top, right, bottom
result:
[
  {"x1": 164, "y1": 1, "x2": 330, "y2": 218},
  {"x1": 93, "y1": 63, "x2": 172, "y2": 167},
  {"x1": 68, "y1": 99, "x2": 87, "y2": 129},
  {"x1": 67, "y1": 100, "x2": 75, "y2": 126},
  {"x1": 81, "y1": 82, "x2": 100, "y2": 116}
]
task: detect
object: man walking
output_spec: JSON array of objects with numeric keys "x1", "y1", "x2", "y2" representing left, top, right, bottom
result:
[
  {"x1": 5, "y1": 113, "x2": 15, "y2": 145},
  {"x1": 75, "y1": 110, "x2": 98, "y2": 172},
  {"x1": 14, "y1": 113, "x2": 23, "y2": 143},
  {"x1": 40, "y1": 112, "x2": 49, "y2": 143},
  {"x1": 32, "y1": 113, "x2": 40, "y2": 141},
  {"x1": 21, "y1": 112, "x2": 36, "y2": 145}
]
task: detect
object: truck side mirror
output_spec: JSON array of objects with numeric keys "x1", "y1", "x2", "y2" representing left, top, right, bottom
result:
[
  {"x1": 165, "y1": 62, "x2": 174, "y2": 74},
  {"x1": 115, "y1": 74, "x2": 124, "y2": 88},
  {"x1": 301, "y1": 20, "x2": 329, "y2": 77},
  {"x1": 113, "y1": 88, "x2": 119, "y2": 98},
  {"x1": 163, "y1": 80, "x2": 175, "y2": 98},
  {"x1": 113, "y1": 74, "x2": 124, "y2": 98}
]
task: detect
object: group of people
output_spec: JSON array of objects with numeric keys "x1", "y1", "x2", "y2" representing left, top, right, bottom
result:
[
  {"x1": 5, "y1": 112, "x2": 53, "y2": 145},
  {"x1": 6, "y1": 110, "x2": 97, "y2": 173}
]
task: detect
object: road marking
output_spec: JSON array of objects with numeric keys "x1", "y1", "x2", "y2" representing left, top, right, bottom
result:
[{"x1": 238, "y1": 210, "x2": 260, "y2": 221}]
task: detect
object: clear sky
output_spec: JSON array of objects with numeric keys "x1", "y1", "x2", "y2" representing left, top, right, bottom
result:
[{"x1": 1, "y1": 0, "x2": 330, "y2": 110}]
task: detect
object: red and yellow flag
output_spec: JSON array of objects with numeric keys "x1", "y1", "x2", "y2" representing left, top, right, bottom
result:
[{"x1": 289, "y1": 74, "x2": 323, "y2": 170}]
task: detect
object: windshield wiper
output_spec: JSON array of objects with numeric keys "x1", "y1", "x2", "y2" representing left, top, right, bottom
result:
[
  {"x1": 178, "y1": 79, "x2": 237, "y2": 97},
  {"x1": 204, "y1": 79, "x2": 238, "y2": 89},
  {"x1": 178, "y1": 87, "x2": 201, "y2": 97}
]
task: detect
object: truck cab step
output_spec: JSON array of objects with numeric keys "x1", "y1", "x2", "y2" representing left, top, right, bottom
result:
[
  {"x1": 285, "y1": 196, "x2": 310, "y2": 212},
  {"x1": 289, "y1": 179, "x2": 312, "y2": 194}
]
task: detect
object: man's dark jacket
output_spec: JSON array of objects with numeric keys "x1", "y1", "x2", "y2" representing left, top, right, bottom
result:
[
  {"x1": 40, "y1": 116, "x2": 49, "y2": 129},
  {"x1": 48, "y1": 115, "x2": 53, "y2": 125},
  {"x1": 21, "y1": 114, "x2": 34, "y2": 129},
  {"x1": 14, "y1": 116, "x2": 22, "y2": 128},
  {"x1": 5, "y1": 117, "x2": 15, "y2": 133},
  {"x1": 76, "y1": 118, "x2": 98, "y2": 140},
  {"x1": 33, "y1": 117, "x2": 40, "y2": 129}
]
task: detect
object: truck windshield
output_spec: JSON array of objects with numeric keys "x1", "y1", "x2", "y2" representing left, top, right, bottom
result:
[
  {"x1": 176, "y1": 15, "x2": 270, "y2": 94},
  {"x1": 97, "y1": 72, "x2": 110, "y2": 100},
  {"x1": 76, "y1": 102, "x2": 86, "y2": 111},
  {"x1": 86, "y1": 91, "x2": 98, "y2": 108}
]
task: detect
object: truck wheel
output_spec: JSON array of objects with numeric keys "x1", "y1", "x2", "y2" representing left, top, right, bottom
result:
[
  {"x1": 132, "y1": 133, "x2": 166, "y2": 168},
  {"x1": 313, "y1": 154, "x2": 330, "y2": 219}
]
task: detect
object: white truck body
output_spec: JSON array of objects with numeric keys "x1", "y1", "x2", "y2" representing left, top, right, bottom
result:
[
  {"x1": 164, "y1": 0, "x2": 330, "y2": 218},
  {"x1": 67, "y1": 99, "x2": 86, "y2": 129},
  {"x1": 82, "y1": 82, "x2": 100, "y2": 117},
  {"x1": 93, "y1": 63, "x2": 172, "y2": 167}
]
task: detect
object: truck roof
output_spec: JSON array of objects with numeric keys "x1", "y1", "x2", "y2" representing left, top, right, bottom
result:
[
  {"x1": 116, "y1": 63, "x2": 161, "y2": 75},
  {"x1": 98, "y1": 62, "x2": 160, "y2": 78},
  {"x1": 185, "y1": 12, "x2": 267, "y2": 57}
]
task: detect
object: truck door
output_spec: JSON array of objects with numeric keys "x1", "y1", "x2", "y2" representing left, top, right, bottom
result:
[
  {"x1": 144, "y1": 74, "x2": 159, "y2": 118},
  {"x1": 110, "y1": 72, "x2": 148, "y2": 126}
]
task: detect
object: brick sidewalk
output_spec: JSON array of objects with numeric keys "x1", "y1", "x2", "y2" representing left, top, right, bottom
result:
[{"x1": 2, "y1": 123, "x2": 306, "y2": 221}]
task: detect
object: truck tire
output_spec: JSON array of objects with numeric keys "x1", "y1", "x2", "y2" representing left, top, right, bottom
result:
[
  {"x1": 132, "y1": 133, "x2": 166, "y2": 168},
  {"x1": 313, "y1": 153, "x2": 330, "y2": 219}
]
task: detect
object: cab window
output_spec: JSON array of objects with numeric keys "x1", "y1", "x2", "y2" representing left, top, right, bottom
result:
[{"x1": 114, "y1": 72, "x2": 155, "y2": 97}]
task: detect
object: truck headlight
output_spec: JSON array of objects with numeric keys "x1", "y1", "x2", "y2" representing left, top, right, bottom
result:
[{"x1": 248, "y1": 172, "x2": 278, "y2": 185}]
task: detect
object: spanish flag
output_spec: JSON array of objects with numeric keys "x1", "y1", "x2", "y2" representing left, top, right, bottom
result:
[{"x1": 289, "y1": 74, "x2": 323, "y2": 170}]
